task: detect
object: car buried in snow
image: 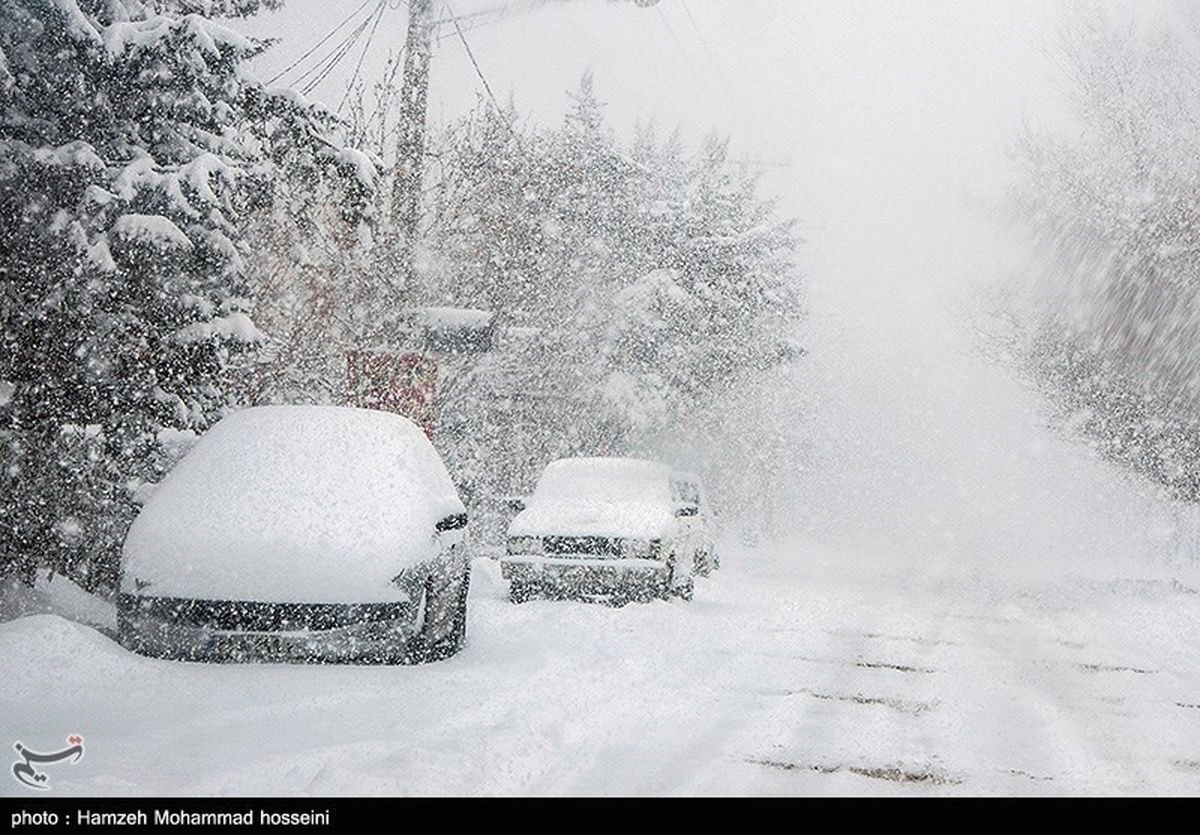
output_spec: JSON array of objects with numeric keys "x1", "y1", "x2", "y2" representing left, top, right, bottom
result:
[
  {"x1": 500, "y1": 457, "x2": 716, "y2": 605},
  {"x1": 117, "y1": 406, "x2": 471, "y2": 664}
]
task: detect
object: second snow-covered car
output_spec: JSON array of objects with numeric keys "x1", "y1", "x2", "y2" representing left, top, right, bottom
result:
[
  {"x1": 118, "y1": 405, "x2": 470, "y2": 664},
  {"x1": 501, "y1": 457, "x2": 707, "y2": 604}
]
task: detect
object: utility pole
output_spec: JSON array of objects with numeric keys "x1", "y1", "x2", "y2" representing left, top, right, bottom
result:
[
  {"x1": 392, "y1": 0, "x2": 435, "y2": 292},
  {"x1": 389, "y1": 0, "x2": 659, "y2": 292}
]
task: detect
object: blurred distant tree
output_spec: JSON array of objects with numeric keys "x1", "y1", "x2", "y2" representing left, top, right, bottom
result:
[
  {"x1": 1011, "y1": 8, "x2": 1200, "y2": 502},
  {"x1": 419, "y1": 74, "x2": 802, "y2": 517}
]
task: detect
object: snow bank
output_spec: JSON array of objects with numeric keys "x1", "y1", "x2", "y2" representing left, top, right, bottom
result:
[
  {"x1": 4, "y1": 540, "x2": 1200, "y2": 796},
  {"x1": 0, "y1": 615, "x2": 137, "y2": 694},
  {"x1": 0, "y1": 574, "x2": 116, "y2": 634},
  {"x1": 509, "y1": 458, "x2": 675, "y2": 539},
  {"x1": 122, "y1": 406, "x2": 465, "y2": 603}
]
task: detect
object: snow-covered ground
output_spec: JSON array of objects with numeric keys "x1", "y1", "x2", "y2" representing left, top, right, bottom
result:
[{"x1": 3, "y1": 540, "x2": 1198, "y2": 797}]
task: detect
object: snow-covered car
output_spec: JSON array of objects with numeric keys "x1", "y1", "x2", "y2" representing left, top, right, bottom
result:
[
  {"x1": 500, "y1": 457, "x2": 708, "y2": 604},
  {"x1": 117, "y1": 406, "x2": 470, "y2": 664}
]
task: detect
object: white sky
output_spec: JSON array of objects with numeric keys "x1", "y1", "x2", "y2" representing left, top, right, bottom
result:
[
  {"x1": 236, "y1": 1, "x2": 1071, "y2": 220},
  {"x1": 232, "y1": 0, "x2": 1073, "y2": 385}
]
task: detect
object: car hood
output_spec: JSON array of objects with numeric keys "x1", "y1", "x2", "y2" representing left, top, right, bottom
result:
[{"x1": 508, "y1": 500, "x2": 674, "y2": 541}]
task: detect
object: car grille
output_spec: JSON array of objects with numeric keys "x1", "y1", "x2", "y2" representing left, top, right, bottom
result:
[
  {"x1": 118, "y1": 594, "x2": 413, "y2": 633},
  {"x1": 542, "y1": 536, "x2": 621, "y2": 557}
]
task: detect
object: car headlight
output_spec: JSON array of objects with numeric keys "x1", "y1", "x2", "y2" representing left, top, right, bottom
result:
[{"x1": 507, "y1": 535, "x2": 543, "y2": 555}]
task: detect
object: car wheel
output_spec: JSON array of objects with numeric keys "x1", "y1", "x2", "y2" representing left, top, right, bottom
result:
[{"x1": 413, "y1": 563, "x2": 470, "y2": 663}]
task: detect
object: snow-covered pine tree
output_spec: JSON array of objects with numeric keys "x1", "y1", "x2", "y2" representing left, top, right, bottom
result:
[
  {"x1": 418, "y1": 75, "x2": 801, "y2": 528},
  {"x1": 242, "y1": 134, "x2": 379, "y2": 407},
  {"x1": 0, "y1": 0, "x2": 371, "y2": 591},
  {"x1": 422, "y1": 99, "x2": 556, "y2": 317},
  {"x1": 598, "y1": 130, "x2": 801, "y2": 442}
]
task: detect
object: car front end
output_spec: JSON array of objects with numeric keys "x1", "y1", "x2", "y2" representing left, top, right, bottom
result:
[
  {"x1": 118, "y1": 562, "x2": 437, "y2": 664},
  {"x1": 500, "y1": 534, "x2": 678, "y2": 603}
]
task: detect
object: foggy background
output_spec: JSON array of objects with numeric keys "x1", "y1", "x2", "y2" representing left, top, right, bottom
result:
[{"x1": 234, "y1": 0, "x2": 1187, "y2": 576}]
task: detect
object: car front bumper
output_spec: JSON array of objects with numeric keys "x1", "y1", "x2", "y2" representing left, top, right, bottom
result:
[
  {"x1": 500, "y1": 555, "x2": 672, "y2": 600},
  {"x1": 117, "y1": 594, "x2": 424, "y2": 664}
]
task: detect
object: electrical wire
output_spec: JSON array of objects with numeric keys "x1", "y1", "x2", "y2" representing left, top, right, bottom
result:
[
  {"x1": 300, "y1": 4, "x2": 383, "y2": 96},
  {"x1": 338, "y1": 0, "x2": 389, "y2": 114},
  {"x1": 656, "y1": 2, "x2": 727, "y2": 112},
  {"x1": 438, "y1": 0, "x2": 539, "y2": 38},
  {"x1": 445, "y1": 0, "x2": 503, "y2": 113},
  {"x1": 679, "y1": 0, "x2": 723, "y2": 75},
  {"x1": 265, "y1": 0, "x2": 377, "y2": 86},
  {"x1": 292, "y1": 18, "x2": 370, "y2": 90}
]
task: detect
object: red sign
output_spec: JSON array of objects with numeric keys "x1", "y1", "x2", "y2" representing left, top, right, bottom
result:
[{"x1": 346, "y1": 351, "x2": 438, "y2": 439}]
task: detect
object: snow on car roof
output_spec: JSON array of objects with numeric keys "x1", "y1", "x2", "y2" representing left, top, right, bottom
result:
[
  {"x1": 122, "y1": 406, "x2": 464, "y2": 604},
  {"x1": 508, "y1": 457, "x2": 675, "y2": 539}
]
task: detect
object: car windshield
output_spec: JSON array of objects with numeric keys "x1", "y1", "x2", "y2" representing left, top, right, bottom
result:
[{"x1": 531, "y1": 459, "x2": 670, "y2": 507}]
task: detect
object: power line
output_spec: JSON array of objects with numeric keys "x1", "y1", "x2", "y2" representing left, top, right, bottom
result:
[
  {"x1": 679, "y1": 0, "x2": 723, "y2": 74},
  {"x1": 293, "y1": 19, "x2": 369, "y2": 90},
  {"x1": 338, "y1": 1, "x2": 389, "y2": 113},
  {"x1": 445, "y1": 0, "x2": 503, "y2": 113},
  {"x1": 432, "y1": 5, "x2": 509, "y2": 32},
  {"x1": 300, "y1": 4, "x2": 383, "y2": 96},
  {"x1": 437, "y1": 0, "x2": 542, "y2": 38},
  {"x1": 656, "y1": 4, "x2": 718, "y2": 105},
  {"x1": 265, "y1": 0, "x2": 376, "y2": 86}
]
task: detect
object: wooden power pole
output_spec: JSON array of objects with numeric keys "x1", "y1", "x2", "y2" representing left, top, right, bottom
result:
[{"x1": 392, "y1": 0, "x2": 435, "y2": 291}]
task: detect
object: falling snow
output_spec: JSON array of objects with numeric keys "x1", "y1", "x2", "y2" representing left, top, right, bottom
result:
[{"x1": 3, "y1": 0, "x2": 1200, "y2": 799}]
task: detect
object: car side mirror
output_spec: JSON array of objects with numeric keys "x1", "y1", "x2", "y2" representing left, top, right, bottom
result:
[
  {"x1": 435, "y1": 512, "x2": 468, "y2": 532},
  {"x1": 674, "y1": 503, "x2": 699, "y2": 518}
]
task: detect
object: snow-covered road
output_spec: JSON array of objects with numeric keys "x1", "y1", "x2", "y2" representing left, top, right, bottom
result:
[{"x1": 2, "y1": 541, "x2": 1198, "y2": 796}]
